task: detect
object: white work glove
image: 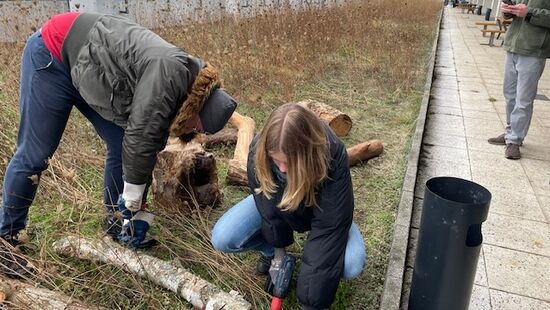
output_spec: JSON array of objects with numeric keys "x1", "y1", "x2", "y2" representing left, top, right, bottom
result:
[
  {"x1": 121, "y1": 181, "x2": 146, "y2": 212},
  {"x1": 269, "y1": 247, "x2": 287, "y2": 282}
]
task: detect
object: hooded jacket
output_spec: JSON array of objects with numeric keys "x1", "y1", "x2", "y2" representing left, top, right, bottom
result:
[
  {"x1": 62, "y1": 13, "x2": 219, "y2": 184},
  {"x1": 503, "y1": 0, "x2": 550, "y2": 58},
  {"x1": 247, "y1": 122, "x2": 355, "y2": 309}
]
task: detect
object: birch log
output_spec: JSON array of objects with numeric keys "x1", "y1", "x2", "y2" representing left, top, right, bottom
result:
[
  {"x1": 52, "y1": 236, "x2": 251, "y2": 310},
  {"x1": 226, "y1": 112, "x2": 255, "y2": 186},
  {"x1": 0, "y1": 277, "x2": 105, "y2": 310},
  {"x1": 297, "y1": 100, "x2": 352, "y2": 137}
]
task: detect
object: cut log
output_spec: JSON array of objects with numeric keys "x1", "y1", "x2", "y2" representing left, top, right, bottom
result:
[
  {"x1": 203, "y1": 127, "x2": 238, "y2": 149},
  {"x1": 152, "y1": 140, "x2": 220, "y2": 209},
  {"x1": 52, "y1": 236, "x2": 251, "y2": 310},
  {"x1": 347, "y1": 139, "x2": 384, "y2": 166},
  {"x1": 296, "y1": 100, "x2": 352, "y2": 137},
  {"x1": 226, "y1": 112, "x2": 255, "y2": 186},
  {"x1": 225, "y1": 139, "x2": 384, "y2": 187},
  {"x1": 0, "y1": 277, "x2": 105, "y2": 310}
]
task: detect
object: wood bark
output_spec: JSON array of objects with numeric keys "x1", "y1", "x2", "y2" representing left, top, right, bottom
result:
[
  {"x1": 52, "y1": 236, "x2": 251, "y2": 310},
  {"x1": 347, "y1": 139, "x2": 384, "y2": 166},
  {"x1": 152, "y1": 140, "x2": 221, "y2": 209},
  {"x1": 225, "y1": 139, "x2": 384, "y2": 187},
  {"x1": 203, "y1": 127, "x2": 238, "y2": 149},
  {"x1": 225, "y1": 112, "x2": 255, "y2": 186},
  {"x1": 296, "y1": 100, "x2": 353, "y2": 137},
  {"x1": 0, "y1": 277, "x2": 105, "y2": 310}
]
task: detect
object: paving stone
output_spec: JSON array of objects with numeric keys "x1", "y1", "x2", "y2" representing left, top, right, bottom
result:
[
  {"x1": 469, "y1": 285, "x2": 491, "y2": 310},
  {"x1": 471, "y1": 169, "x2": 534, "y2": 196},
  {"x1": 425, "y1": 114, "x2": 465, "y2": 137},
  {"x1": 484, "y1": 245, "x2": 550, "y2": 301},
  {"x1": 462, "y1": 109, "x2": 502, "y2": 121},
  {"x1": 463, "y1": 117, "x2": 504, "y2": 138},
  {"x1": 423, "y1": 132, "x2": 467, "y2": 149},
  {"x1": 490, "y1": 289, "x2": 550, "y2": 310},
  {"x1": 484, "y1": 213, "x2": 550, "y2": 256},
  {"x1": 428, "y1": 105, "x2": 463, "y2": 117},
  {"x1": 474, "y1": 247, "x2": 488, "y2": 286},
  {"x1": 486, "y1": 189, "x2": 546, "y2": 222}
]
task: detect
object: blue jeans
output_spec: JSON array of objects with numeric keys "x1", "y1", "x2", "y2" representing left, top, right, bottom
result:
[
  {"x1": 211, "y1": 195, "x2": 367, "y2": 279},
  {"x1": 0, "y1": 32, "x2": 125, "y2": 236}
]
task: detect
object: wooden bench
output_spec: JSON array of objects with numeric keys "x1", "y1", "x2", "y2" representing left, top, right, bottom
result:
[
  {"x1": 475, "y1": 21, "x2": 498, "y2": 36},
  {"x1": 481, "y1": 29, "x2": 506, "y2": 47},
  {"x1": 459, "y1": 3, "x2": 477, "y2": 14}
]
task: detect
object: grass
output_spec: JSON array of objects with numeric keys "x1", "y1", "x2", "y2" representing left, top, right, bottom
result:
[{"x1": 0, "y1": 0, "x2": 441, "y2": 309}]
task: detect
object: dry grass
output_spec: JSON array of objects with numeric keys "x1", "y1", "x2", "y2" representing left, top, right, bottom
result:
[{"x1": 0, "y1": 0, "x2": 441, "y2": 309}]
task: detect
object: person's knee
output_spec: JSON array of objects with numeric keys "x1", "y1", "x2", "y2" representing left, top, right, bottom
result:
[
  {"x1": 343, "y1": 250, "x2": 367, "y2": 280},
  {"x1": 211, "y1": 223, "x2": 236, "y2": 252}
]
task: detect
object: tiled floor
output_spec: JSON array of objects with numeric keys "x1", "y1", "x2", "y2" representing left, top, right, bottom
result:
[{"x1": 416, "y1": 7, "x2": 550, "y2": 309}]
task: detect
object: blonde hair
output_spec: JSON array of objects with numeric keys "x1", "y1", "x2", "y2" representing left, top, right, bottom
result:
[{"x1": 254, "y1": 103, "x2": 329, "y2": 211}]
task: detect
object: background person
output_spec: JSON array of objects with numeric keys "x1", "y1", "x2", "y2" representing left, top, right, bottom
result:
[{"x1": 488, "y1": 1, "x2": 550, "y2": 159}]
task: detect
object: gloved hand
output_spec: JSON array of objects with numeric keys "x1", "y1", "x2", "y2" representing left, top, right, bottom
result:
[
  {"x1": 116, "y1": 196, "x2": 157, "y2": 249},
  {"x1": 268, "y1": 248, "x2": 287, "y2": 284},
  {"x1": 121, "y1": 181, "x2": 146, "y2": 212}
]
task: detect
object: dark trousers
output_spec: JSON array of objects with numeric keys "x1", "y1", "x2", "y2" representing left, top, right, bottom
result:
[{"x1": 1, "y1": 32, "x2": 124, "y2": 235}]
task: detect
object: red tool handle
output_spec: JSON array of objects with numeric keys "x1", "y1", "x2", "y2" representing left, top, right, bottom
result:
[{"x1": 270, "y1": 297, "x2": 284, "y2": 310}]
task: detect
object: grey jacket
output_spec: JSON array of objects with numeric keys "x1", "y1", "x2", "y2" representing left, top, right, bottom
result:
[{"x1": 62, "y1": 13, "x2": 203, "y2": 184}]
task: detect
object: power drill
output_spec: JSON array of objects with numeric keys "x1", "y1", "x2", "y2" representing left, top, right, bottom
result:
[{"x1": 265, "y1": 254, "x2": 296, "y2": 310}]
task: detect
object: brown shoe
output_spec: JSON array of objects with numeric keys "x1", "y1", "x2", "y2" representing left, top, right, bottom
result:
[
  {"x1": 505, "y1": 144, "x2": 521, "y2": 160},
  {"x1": 488, "y1": 133, "x2": 506, "y2": 145},
  {"x1": 489, "y1": 134, "x2": 523, "y2": 146}
]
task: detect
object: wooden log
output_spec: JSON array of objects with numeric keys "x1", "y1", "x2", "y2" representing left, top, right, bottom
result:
[
  {"x1": 296, "y1": 100, "x2": 352, "y2": 137},
  {"x1": 225, "y1": 112, "x2": 255, "y2": 186},
  {"x1": 347, "y1": 139, "x2": 384, "y2": 166},
  {"x1": 152, "y1": 141, "x2": 221, "y2": 209},
  {"x1": 0, "y1": 277, "x2": 105, "y2": 310},
  {"x1": 52, "y1": 236, "x2": 251, "y2": 310},
  {"x1": 203, "y1": 127, "x2": 238, "y2": 149},
  {"x1": 225, "y1": 139, "x2": 384, "y2": 187}
]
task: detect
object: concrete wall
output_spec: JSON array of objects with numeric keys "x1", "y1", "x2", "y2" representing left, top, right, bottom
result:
[
  {"x1": 0, "y1": 0, "x2": 345, "y2": 43},
  {"x1": 0, "y1": 0, "x2": 68, "y2": 43}
]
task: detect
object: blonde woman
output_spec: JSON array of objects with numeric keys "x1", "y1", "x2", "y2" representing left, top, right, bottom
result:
[{"x1": 212, "y1": 103, "x2": 366, "y2": 309}]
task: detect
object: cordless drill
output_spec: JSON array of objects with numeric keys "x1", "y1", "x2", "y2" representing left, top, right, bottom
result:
[{"x1": 265, "y1": 254, "x2": 296, "y2": 310}]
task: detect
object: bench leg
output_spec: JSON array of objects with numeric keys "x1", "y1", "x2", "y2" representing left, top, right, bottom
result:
[
  {"x1": 482, "y1": 26, "x2": 488, "y2": 36},
  {"x1": 488, "y1": 33, "x2": 495, "y2": 47}
]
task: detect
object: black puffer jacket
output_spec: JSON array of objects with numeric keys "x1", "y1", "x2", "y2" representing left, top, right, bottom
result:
[{"x1": 247, "y1": 123, "x2": 354, "y2": 309}]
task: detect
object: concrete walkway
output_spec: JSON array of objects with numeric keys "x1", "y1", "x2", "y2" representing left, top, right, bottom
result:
[{"x1": 408, "y1": 7, "x2": 550, "y2": 310}]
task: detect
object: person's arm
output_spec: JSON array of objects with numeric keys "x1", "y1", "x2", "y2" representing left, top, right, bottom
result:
[
  {"x1": 247, "y1": 137, "x2": 294, "y2": 248},
  {"x1": 296, "y1": 143, "x2": 354, "y2": 309},
  {"x1": 122, "y1": 57, "x2": 192, "y2": 186},
  {"x1": 525, "y1": 6, "x2": 550, "y2": 29}
]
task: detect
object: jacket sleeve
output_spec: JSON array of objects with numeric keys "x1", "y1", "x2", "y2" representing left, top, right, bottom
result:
[
  {"x1": 122, "y1": 57, "x2": 192, "y2": 184},
  {"x1": 296, "y1": 142, "x2": 354, "y2": 309},
  {"x1": 528, "y1": 6, "x2": 550, "y2": 29},
  {"x1": 247, "y1": 137, "x2": 294, "y2": 248}
]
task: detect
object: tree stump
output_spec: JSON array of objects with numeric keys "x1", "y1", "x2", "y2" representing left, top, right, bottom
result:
[
  {"x1": 152, "y1": 140, "x2": 220, "y2": 209},
  {"x1": 296, "y1": 99, "x2": 353, "y2": 137}
]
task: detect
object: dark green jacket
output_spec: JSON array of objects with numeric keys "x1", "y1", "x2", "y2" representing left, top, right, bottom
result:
[
  {"x1": 62, "y1": 13, "x2": 203, "y2": 184},
  {"x1": 503, "y1": 0, "x2": 550, "y2": 58}
]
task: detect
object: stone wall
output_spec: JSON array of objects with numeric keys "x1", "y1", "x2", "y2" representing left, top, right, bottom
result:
[{"x1": 0, "y1": 0, "x2": 344, "y2": 43}]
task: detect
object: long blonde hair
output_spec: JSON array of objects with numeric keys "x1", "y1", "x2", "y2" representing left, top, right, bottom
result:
[{"x1": 254, "y1": 103, "x2": 329, "y2": 211}]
